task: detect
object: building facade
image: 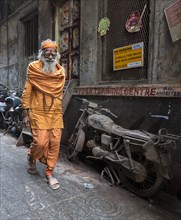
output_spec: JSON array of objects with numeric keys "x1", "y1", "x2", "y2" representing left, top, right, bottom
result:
[{"x1": 0, "y1": 0, "x2": 181, "y2": 197}]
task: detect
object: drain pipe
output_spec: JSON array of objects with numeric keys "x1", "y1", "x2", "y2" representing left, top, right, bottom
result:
[{"x1": 6, "y1": 11, "x2": 10, "y2": 88}]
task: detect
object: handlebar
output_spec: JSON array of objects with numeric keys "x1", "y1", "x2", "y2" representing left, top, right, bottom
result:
[
  {"x1": 75, "y1": 97, "x2": 117, "y2": 118},
  {"x1": 75, "y1": 97, "x2": 98, "y2": 108},
  {"x1": 99, "y1": 108, "x2": 117, "y2": 118},
  {"x1": 0, "y1": 84, "x2": 23, "y2": 95}
]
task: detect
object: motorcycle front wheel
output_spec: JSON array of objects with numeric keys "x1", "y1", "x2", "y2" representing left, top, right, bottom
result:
[{"x1": 117, "y1": 145, "x2": 165, "y2": 198}]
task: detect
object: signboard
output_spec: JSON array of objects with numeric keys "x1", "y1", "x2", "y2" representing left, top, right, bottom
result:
[
  {"x1": 113, "y1": 42, "x2": 144, "y2": 71},
  {"x1": 164, "y1": 0, "x2": 181, "y2": 42},
  {"x1": 77, "y1": 86, "x2": 181, "y2": 97}
]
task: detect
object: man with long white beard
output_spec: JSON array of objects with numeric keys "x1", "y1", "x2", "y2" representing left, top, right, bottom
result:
[{"x1": 21, "y1": 39, "x2": 65, "y2": 190}]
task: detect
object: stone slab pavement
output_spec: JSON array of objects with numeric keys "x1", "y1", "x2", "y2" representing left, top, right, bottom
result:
[{"x1": 0, "y1": 131, "x2": 181, "y2": 220}]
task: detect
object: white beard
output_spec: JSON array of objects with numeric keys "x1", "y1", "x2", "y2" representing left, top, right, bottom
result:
[{"x1": 41, "y1": 57, "x2": 56, "y2": 74}]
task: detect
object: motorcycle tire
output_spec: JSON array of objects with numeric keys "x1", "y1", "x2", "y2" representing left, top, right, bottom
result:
[{"x1": 117, "y1": 145, "x2": 165, "y2": 198}]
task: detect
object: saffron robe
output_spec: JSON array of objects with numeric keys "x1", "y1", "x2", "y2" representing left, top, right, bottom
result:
[{"x1": 21, "y1": 60, "x2": 65, "y2": 129}]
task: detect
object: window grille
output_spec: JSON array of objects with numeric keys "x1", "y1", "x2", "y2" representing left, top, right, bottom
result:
[
  {"x1": 24, "y1": 15, "x2": 38, "y2": 57},
  {"x1": 102, "y1": 0, "x2": 150, "y2": 81}
]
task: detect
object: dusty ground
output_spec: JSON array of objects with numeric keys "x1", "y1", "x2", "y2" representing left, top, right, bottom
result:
[{"x1": 0, "y1": 131, "x2": 181, "y2": 220}]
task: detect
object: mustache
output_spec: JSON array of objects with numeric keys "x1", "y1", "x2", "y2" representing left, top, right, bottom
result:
[
  {"x1": 37, "y1": 50, "x2": 60, "y2": 73},
  {"x1": 37, "y1": 50, "x2": 60, "y2": 60},
  {"x1": 41, "y1": 57, "x2": 56, "y2": 73}
]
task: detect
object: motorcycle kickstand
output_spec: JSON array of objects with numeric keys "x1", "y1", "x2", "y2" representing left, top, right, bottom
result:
[
  {"x1": 107, "y1": 165, "x2": 121, "y2": 185},
  {"x1": 101, "y1": 166, "x2": 115, "y2": 186},
  {"x1": 101, "y1": 165, "x2": 121, "y2": 186}
]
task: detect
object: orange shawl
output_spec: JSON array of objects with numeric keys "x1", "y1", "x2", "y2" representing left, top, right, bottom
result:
[{"x1": 27, "y1": 60, "x2": 65, "y2": 98}]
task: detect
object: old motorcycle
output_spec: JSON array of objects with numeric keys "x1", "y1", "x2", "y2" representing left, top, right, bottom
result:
[{"x1": 68, "y1": 98, "x2": 180, "y2": 198}]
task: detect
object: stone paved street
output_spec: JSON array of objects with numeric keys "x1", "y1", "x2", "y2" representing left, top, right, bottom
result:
[{"x1": 0, "y1": 131, "x2": 181, "y2": 220}]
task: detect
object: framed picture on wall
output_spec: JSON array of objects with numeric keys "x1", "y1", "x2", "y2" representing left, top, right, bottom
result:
[
  {"x1": 72, "y1": 26, "x2": 79, "y2": 50},
  {"x1": 71, "y1": 54, "x2": 79, "y2": 79},
  {"x1": 60, "y1": 30, "x2": 69, "y2": 54},
  {"x1": 72, "y1": 0, "x2": 80, "y2": 23},
  {"x1": 60, "y1": 1, "x2": 70, "y2": 28},
  {"x1": 60, "y1": 57, "x2": 69, "y2": 80}
]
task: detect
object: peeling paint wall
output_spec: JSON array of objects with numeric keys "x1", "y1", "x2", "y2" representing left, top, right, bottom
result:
[
  {"x1": 0, "y1": 22, "x2": 8, "y2": 85},
  {"x1": 152, "y1": 0, "x2": 181, "y2": 84},
  {"x1": 38, "y1": 0, "x2": 53, "y2": 43},
  {"x1": 0, "y1": 0, "x2": 180, "y2": 87},
  {"x1": 79, "y1": 0, "x2": 100, "y2": 86},
  {"x1": 0, "y1": 0, "x2": 52, "y2": 89},
  {"x1": 79, "y1": 0, "x2": 181, "y2": 86}
]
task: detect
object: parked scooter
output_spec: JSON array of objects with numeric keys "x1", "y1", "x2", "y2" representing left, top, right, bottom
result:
[
  {"x1": 3, "y1": 96, "x2": 23, "y2": 136},
  {"x1": 0, "y1": 85, "x2": 23, "y2": 136},
  {"x1": 0, "y1": 84, "x2": 9, "y2": 128},
  {"x1": 68, "y1": 98, "x2": 180, "y2": 198}
]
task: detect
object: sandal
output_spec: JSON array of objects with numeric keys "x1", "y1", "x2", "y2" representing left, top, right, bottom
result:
[
  {"x1": 28, "y1": 156, "x2": 37, "y2": 174},
  {"x1": 46, "y1": 175, "x2": 60, "y2": 190}
]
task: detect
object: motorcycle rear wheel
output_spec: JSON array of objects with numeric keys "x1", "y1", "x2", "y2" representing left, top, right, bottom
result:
[{"x1": 117, "y1": 145, "x2": 165, "y2": 198}]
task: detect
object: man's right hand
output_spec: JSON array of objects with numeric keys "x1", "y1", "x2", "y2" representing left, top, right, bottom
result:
[{"x1": 22, "y1": 109, "x2": 30, "y2": 128}]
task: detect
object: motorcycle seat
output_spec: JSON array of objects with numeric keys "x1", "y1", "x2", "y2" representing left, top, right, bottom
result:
[
  {"x1": 88, "y1": 114, "x2": 154, "y2": 142},
  {"x1": 88, "y1": 114, "x2": 115, "y2": 134},
  {"x1": 111, "y1": 124, "x2": 152, "y2": 142}
]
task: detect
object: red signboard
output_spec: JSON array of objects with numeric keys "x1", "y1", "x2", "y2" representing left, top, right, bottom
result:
[{"x1": 77, "y1": 86, "x2": 181, "y2": 97}]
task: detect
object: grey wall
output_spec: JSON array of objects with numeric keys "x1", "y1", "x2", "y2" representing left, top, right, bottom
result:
[
  {"x1": 79, "y1": 0, "x2": 181, "y2": 86},
  {"x1": 151, "y1": 0, "x2": 181, "y2": 85},
  {"x1": 79, "y1": 0, "x2": 100, "y2": 86},
  {"x1": 38, "y1": 0, "x2": 53, "y2": 44},
  {"x1": 0, "y1": 0, "x2": 180, "y2": 88},
  {"x1": 0, "y1": 0, "x2": 53, "y2": 89}
]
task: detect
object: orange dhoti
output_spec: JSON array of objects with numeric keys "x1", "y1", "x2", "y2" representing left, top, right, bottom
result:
[{"x1": 29, "y1": 128, "x2": 62, "y2": 171}]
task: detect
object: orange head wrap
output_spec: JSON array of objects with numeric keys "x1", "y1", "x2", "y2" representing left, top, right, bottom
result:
[{"x1": 41, "y1": 41, "x2": 58, "y2": 50}]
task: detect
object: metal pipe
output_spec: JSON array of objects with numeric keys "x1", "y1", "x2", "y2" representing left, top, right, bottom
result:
[{"x1": 6, "y1": 10, "x2": 9, "y2": 88}]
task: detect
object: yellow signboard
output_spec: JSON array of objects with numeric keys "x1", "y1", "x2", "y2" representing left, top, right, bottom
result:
[{"x1": 113, "y1": 42, "x2": 144, "y2": 71}]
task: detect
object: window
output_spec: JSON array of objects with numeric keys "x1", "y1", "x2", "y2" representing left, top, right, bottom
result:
[
  {"x1": 24, "y1": 14, "x2": 38, "y2": 57},
  {"x1": 102, "y1": 0, "x2": 150, "y2": 81}
]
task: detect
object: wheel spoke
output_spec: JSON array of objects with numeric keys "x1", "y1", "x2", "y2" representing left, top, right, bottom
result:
[{"x1": 118, "y1": 146, "x2": 164, "y2": 197}]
